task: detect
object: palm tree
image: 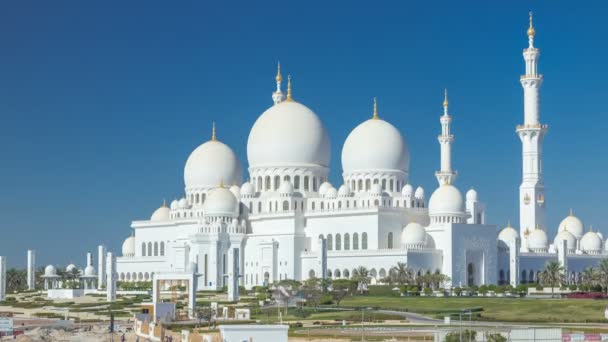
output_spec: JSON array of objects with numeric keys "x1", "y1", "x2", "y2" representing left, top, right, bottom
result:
[
  {"x1": 597, "y1": 259, "x2": 608, "y2": 293},
  {"x1": 540, "y1": 261, "x2": 564, "y2": 298},
  {"x1": 582, "y1": 266, "x2": 598, "y2": 291},
  {"x1": 352, "y1": 266, "x2": 370, "y2": 294},
  {"x1": 389, "y1": 262, "x2": 413, "y2": 286}
]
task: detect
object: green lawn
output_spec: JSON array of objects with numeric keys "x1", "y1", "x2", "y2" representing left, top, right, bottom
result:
[
  {"x1": 339, "y1": 296, "x2": 608, "y2": 323},
  {"x1": 253, "y1": 309, "x2": 405, "y2": 323}
]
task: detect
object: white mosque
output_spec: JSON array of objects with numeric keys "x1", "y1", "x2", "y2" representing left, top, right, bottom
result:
[{"x1": 44, "y1": 14, "x2": 607, "y2": 291}]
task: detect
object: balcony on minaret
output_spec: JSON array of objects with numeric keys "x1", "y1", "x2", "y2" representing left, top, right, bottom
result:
[
  {"x1": 520, "y1": 74, "x2": 543, "y2": 81},
  {"x1": 516, "y1": 123, "x2": 548, "y2": 131}
]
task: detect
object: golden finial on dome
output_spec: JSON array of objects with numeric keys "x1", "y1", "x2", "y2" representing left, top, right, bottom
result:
[
  {"x1": 219, "y1": 178, "x2": 225, "y2": 188},
  {"x1": 589, "y1": 225, "x2": 594, "y2": 232},
  {"x1": 372, "y1": 97, "x2": 379, "y2": 119},
  {"x1": 211, "y1": 122, "x2": 217, "y2": 141},
  {"x1": 162, "y1": 198, "x2": 167, "y2": 207},
  {"x1": 275, "y1": 62, "x2": 282, "y2": 83},
  {"x1": 507, "y1": 220, "x2": 512, "y2": 228},
  {"x1": 286, "y1": 75, "x2": 293, "y2": 101},
  {"x1": 524, "y1": 228, "x2": 530, "y2": 237},
  {"x1": 443, "y1": 88, "x2": 449, "y2": 108},
  {"x1": 569, "y1": 208, "x2": 574, "y2": 216},
  {"x1": 527, "y1": 11, "x2": 536, "y2": 37}
]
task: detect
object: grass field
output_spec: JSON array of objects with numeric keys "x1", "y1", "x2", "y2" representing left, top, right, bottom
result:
[
  {"x1": 253, "y1": 309, "x2": 405, "y2": 323},
  {"x1": 338, "y1": 295, "x2": 608, "y2": 323}
]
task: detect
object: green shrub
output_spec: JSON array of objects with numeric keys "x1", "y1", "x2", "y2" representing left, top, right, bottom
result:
[
  {"x1": 423, "y1": 287, "x2": 432, "y2": 295},
  {"x1": 486, "y1": 332, "x2": 507, "y2": 342},
  {"x1": 320, "y1": 294, "x2": 333, "y2": 305},
  {"x1": 568, "y1": 284, "x2": 578, "y2": 291},
  {"x1": 445, "y1": 329, "x2": 476, "y2": 342}
]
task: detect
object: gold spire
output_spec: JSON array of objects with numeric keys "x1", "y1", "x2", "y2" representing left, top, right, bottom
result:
[
  {"x1": 443, "y1": 89, "x2": 449, "y2": 108},
  {"x1": 372, "y1": 97, "x2": 379, "y2": 119},
  {"x1": 286, "y1": 75, "x2": 293, "y2": 101},
  {"x1": 275, "y1": 62, "x2": 282, "y2": 83},
  {"x1": 211, "y1": 122, "x2": 217, "y2": 141},
  {"x1": 589, "y1": 225, "x2": 594, "y2": 232},
  {"x1": 162, "y1": 198, "x2": 167, "y2": 207},
  {"x1": 569, "y1": 208, "x2": 574, "y2": 216},
  {"x1": 527, "y1": 11, "x2": 536, "y2": 37},
  {"x1": 219, "y1": 178, "x2": 225, "y2": 188},
  {"x1": 507, "y1": 220, "x2": 512, "y2": 228}
]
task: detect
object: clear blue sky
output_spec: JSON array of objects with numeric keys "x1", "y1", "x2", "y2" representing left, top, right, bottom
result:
[{"x1": 1, "y1": 1, "x2": 607, "y2": 268}]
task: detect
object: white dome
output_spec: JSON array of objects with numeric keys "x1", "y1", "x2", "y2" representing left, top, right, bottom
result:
[
  {"x1": 428, "y1": 185, "x2": 464, "y2": 215},
  {"x1": 247, "y1": 101, "x2": 330, "y2": 168},
  {"x1": 44, "y1": 265, "x2": 56, "y2": 277},
  {"x1": 122, "y1": 236, "x2": 136, "y2": 257},
  {"x1": 229, "y1": 185, "x2": 241, "y2": 199},
  {"x1": 84, "y1": 265, "x2": 96, "y2": 276},
  {"x1": 151, "y1": 204, "x2": 170, "y2": 221},
  {"x1": 170, "y1": 200, "x2": 178, "y2": 210},
  {"x1": 466, "y1": 188, "x2": 478, "y2": 201},
  {"x1": 581, "y1": 231, "x2": 602, "y2": 253},
  {"x1": 414, "y1": 187, "x2": 425, "y2": 199},
  {"x1": 279, "y1": 181, "x2": 294, "y2": 195},
  {"x1": 598, "y1": 232, "x2": 604, "y2": 241},
  {"x1": 66, "y1": 264, "x2": 78, "y2": 273},
  {"x1": 401, "y1": 184, "x2": 413, "y2": 196},
  {"x1": 184, "y1": 139, "x2": 242, "y2": 191},
  {"x1": 203, "y1": 186, "x2": 238, "y2": 216},
  {"x1": 559, "y1": 212, "x2": 584, "y2": 239},
  {"x1": 369, "y1": 183, "x2": 383, "y2": 196},
  {"x1": 318, "y1": 182, "x2": 333, "y2": 196},
  {"x1": 553, "y1": 230, "x2": 576, "y2": 252},
  {"x1": 342, "y1": 118, "x2": 409, "y2": 174},
  {"x1": 338, "y1": 184, "x2": 351, "y2": 197},
  {"x1": 401, "y1": 222, "x2": 427, "y2": 248},
  {"x1": 178, "y1": 198, "x2": 189, "y2": 209},
  {"x1": 241, "y1": 182, "x2": 255, "y2": 197},
  {"x1": 324, "y1": 187, "x2": 338, "y2": 198},
  {"x1": 498, "y1": 224, "x2": 519, "y2": 246},
  {"x1": 528, "y1": 228, "x2": 548, "y2": 251}
]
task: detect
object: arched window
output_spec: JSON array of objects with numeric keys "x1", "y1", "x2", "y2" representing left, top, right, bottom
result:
[
  {"x1": 283, "y1": 201, "x2": 289, "y2": 211},
  {"x1": 374, "y1": 199, "x2": 379, "y2": 206},
  {"x1": 390, "y1": 179, "x2": 394, "y2": 192},
  {"x1": 344, "y1": 233, "x2": 350, "y2": 250},
  {"x1": 338, "y1": 201, "x2": 342, "y2": 209},
  {"x1": 335, "y1": 269, "x2": 341, "y2": 278},
  {"x1": 304, "y1": 176, "x2": 309, "y2": 191},
  {"x1": 312, "y1": 202, "x2": 316, "y2": 210},
  {"x1": 321, "y1": 202, "x2": 324, "y2": 210},
  {"x1": 195, "y1": 193, "x2": 200, "y2": 204},
  {"x1": 365, "y1": 179, "x2": 371, "y2": 190},
  {"x1": 249, "y1": 202, "x2": 253, "y2": 214},
  {"x1": 294, "y1": 176, "x2": 300, "y2": 189},
  {"x1": 343, "y1": 269, "x2": 350, "y2": 278},
  {"x1": 309, "y1": 270, "x2": 315, "y2": 278},
  {"x1": 388, "y1": 232, "x2": 393, "y2": 249},
  {"x1": 521, "y1": 270, "x2": 527, "y2": 284},
  {"x1": 335, "y1": 234, "x2": 342, "y2": 250},
  {"x1": 154, "y1": 242, "x2": 159, "y2": 256},
  {"x1": 160, "y1": 242, "x2": 165, "y2": 256},
  {"x1": 358, "y1": 180, "x2": 363, "y2": 191},
  {"x1": 327, "y1": 234, "x2": 333, "y2": 250},
  {"x1": 141, "y1": 243, "x2": 146, "y2": 256},
  {"x1": 258, "y1": 202, "x2": 262, "y2": 213},
  {"x1": 274, "y1": 175, "x2": 280, "y2": 190},
  {"x1": 362, "y1": 233, "x2": 368, "y2": 250},
  {"x1": 148, "y1": 242, "x2": 152, "y2": 256},
  {"x1": 313, "y1": 177, "x2": 317, "y2": 191},
  {"x1": 381, "y1": 179, "x2": 386, "y2": 190},
  {"x1": 353, "y1": 233, "x2": 359, "y2": 250},
  {"x1": 284, "y1": 175, "x2": 290, "y2": 182},
  {"x1": 265, "y1": 176, "x2": 271, "y2": 190}
]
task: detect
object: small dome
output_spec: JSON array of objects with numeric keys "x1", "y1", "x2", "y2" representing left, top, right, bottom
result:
[
  {"x1": 151, "y1": 203, "x2": 170, "y2": 221},
  {"x1": 247, "y1": 101, "x2": 331, "y2": 168},
  {"x1": 401, "y1": 184, "x2": 413, "y2": 196},
  {"x1": 528, "y1": 228, "x2": 548, "y2": 252},
  {"x1": 44, "y1": 265, "x2": 56, "y2": 276},
  {"x1": 66, "y1": 264, "x2": 78, "y2": 273},
  {"x1": 554, "y1": 230, "x2": 576, "y2": 252},
  {"x1": 279, "y1": 180, "x2": 294, "y2": 195},
  {"x1": 203, "y1": 186, "x2": 238, "y2": 216},
  {"x1": 466, "y1": 189, "x2": 478, "y2": 201},
  {"x1": 229, "y1": 185, "x2": 241, "y2": 199},
  {"x1": 414, "y1": 186, "x2": 425, "y2": 199},
  {"x1": 498, "y1": 224, "x2": 519, "y2": 247},
  {"x1": 369, "y1": 183, "x2": 383, "y2": 196},
  {"x1": 342, "y1": 118, "x2": 409, "y2": 174},
  {"x1": 319, "y1": 182, "x2": 333, "y2": 196},
  {"x1": 401, "y1": 222, "x2": 427, "y2": 248},
  {"x1": 122, "y1": 236, "x2": 136, "y2": 257},
  {"x1": 324, "y1": 187, "x2": 338, "y2": 198},
  {"x1": 338, "y1": 184, "x2": 351, "y2": 197},
  {"x1": 558, "y1": 212, "x2": 584, "y2": 239},
  {"x1": 84, "y1": 265, "x2": 96, "y2": 276},
  {"x1": 241, "y1": 182, "x2": 255, "y2": 197},
  {"x1": 170, "y1": 200, "x2": 179, "y2": 210},
  {"x1": 184, "y1": 138, "x2": 242, "y2": 192},
  {"x1": 581, "y1": 230, "x2": 602, "y2": 253},
  {"x1": 428, "y1": 185, "x2": 464, "y2": 216},
  {"x1": 178, "y1": 198, "x2": 189, "y2": 209}
]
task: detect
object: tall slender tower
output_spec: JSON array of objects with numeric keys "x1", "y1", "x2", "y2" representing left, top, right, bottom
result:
[
  {"x1": 435, "y1": 89, "x2": 457, "y2": 185},
  {"x1": 517, "y1": 12, "x2": 548, "y2": 237},
  {"x1": 272, "y1": 62, "x2": 285, "y2": 104}
]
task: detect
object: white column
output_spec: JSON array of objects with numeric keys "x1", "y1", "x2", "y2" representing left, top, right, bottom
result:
[
  {"x1": 97, "y1": 245, "x2": 106, "y2": 290},
  {"x1": 27, "y1": 250, "x2": 36, "y2": 290},
  {"x1": 188, "y1": 274, "x2": 197, "y2": 319},
  {"x1": 317, "y1": 237, "x2": 327, "y2": 280},
  {"x1": 509, "y1": 238, "x2": 520, "y2": 287},
  {"x1": 227, "y1": 248, "x2": 240, "y2": 302},
  {"x1": 435, "y1": 90, "x2": 457, "y2": 186},
  {"x1": 558, "y1": 239, "x2": 568, "y2": 283},
  {"x1": 0, "y1": 256, "x2": 6, "y2": 301},
  {"x1": 106, "y1": 252, "x2": 116, "y2": 302}
]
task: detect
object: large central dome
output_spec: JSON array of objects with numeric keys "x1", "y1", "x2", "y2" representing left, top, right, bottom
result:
[{"x1": 247, "y1": 101, "x2": 330, "y2": 168}]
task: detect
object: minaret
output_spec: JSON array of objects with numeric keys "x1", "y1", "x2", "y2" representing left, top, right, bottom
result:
[
  {"x1": 435, "y1": 89, "x2": 457, "y2": 185},
  {"x1": 517, "y1": 12, "x2": 548, "y2": 238},
  {"x1": 272, "y1": 62, "x2": 285, "y2": 104}
]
